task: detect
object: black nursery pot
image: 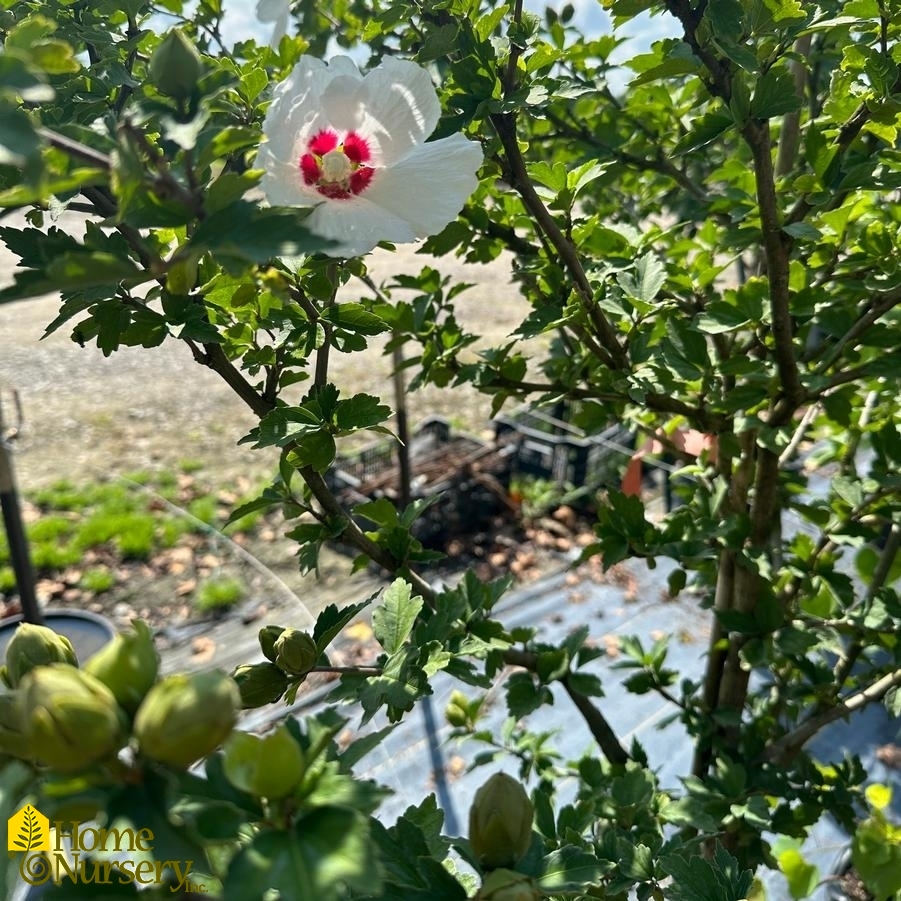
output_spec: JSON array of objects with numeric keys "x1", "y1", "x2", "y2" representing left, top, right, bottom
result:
[{"x1": 0, "y1": 608, "x2": 115, "y2": 661}]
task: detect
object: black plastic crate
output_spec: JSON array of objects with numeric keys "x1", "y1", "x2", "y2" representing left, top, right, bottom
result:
[
  {"x1": 324, "y1": 417, "x2": 514, "y2": 548},
  {"x1": 493, "y1": 405, "x2": 634, "y2": 502}
]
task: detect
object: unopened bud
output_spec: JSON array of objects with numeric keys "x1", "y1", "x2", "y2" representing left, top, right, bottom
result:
[
  {"x1": 232, "y1": 662, "x2": 288, "y2": 708},
  {"x1": 6, "y1": 623, "x2": 77, "y2": 687},
  {"x1": 258, "y1": 625, "x2": 285, "y2": 664},
  {"x1": 20, "y1": 664, "x2": 125, "y2": 773},
  {"x1": 134, "y1": 670, "x2": 239, "y2": 769},
  {"x1": 149, "y1": 29, "x2": 202, "y2": 100},
  {"x1": 223, "y1": 724, "x2": 305, "y2": 800},
  {"x1": 469, "y1": 773, "x2": 534, "y2": 870},
  {"x1": 273, "y1": 629, "x2": 318, "y2": 677},
  {"x1": 84, "y1": 620, "x2": 159, "y2": 716},
  {"x1": 476, "y1": 869, "x2": 541, "y2": 901},
  {"x1": 446, "y1": 689, "x2": 472, "y2": 728},
  {"x1": 0, "y1": 691, "x2": 32, "y2": 761},
  {"x1": 165, "y1": 254, "x2": 199, "y2": 296}
]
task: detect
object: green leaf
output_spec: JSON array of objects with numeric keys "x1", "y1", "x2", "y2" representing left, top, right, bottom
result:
[
  {"x1": 773, "y1": 838, "x2": 819, "y2": 900},
  {"x1": 611, "y1": 767, "x2": 655, "y2": 807},
  {"x1": 224, "y1": 808, "x2": 377, "y2": 901},
  {"x1": 673, "y1": 111, "x2": 733, "y2": 154},
  {"x1": 705, "y1": 0, "x2": 745, "y2": 42},
  {"x1": 205, "y1": 171, "x2": 261, "y2": 215},
  {"x1": 0, "y1": 53, "x2": 54, "y2": 102},
  {"x1": 189, "y1": 201, "x2": 335, "y2": 262},
  {"x1": 764, "y1": 0, "x2": 806, "y2": 20},
  {"x1": 355, "y1": 497, "x2": 400, "y2": 527},
  {"x1": 617, "y1": 253, "x2": 666, "y2": 303},
  {"x1": 539, "y1": 846, "x2": 615, "y2": 890},
  {"x1": 419, "y1": 23, "x2": 460, "y2": 62},
  {"x1": 663, "y1": 844, "x2": 754, "y2": 901},
  {"x1": 334, "y1": 394, "x2": 393, "y2": 431},
  {"x1": 338, "y1": 723, "x2": 397, "y2": 769},
  {"x1": 621, "y1": 843, "x2": 656, "y2": 880},
  {"x1": 312, "y1": 599, "x2": 373, "y2": 650},
  {"x1": 505, "y1": 671, "x2": 553, "y2": 717},
  {"x1": 783, "y1": 221, "x2": 822, "y2": 241},
  {"x1": 0, "y1": 104, "x2": 42, "y2": 168},
  {"x1": 200, "y1": 126, "x2": 261, "y2": 168},
  {"x1": 373, "y1": 579, "x2": 423, "y2": 654},
  {"x1": 27, "y1": 38, "x2": 81, "y2": 75},
  {"x1": 536, "y1": 648, "x2": 569, "y2": 682},
  {"x1": 751, "y1": 68, "x2": 802, "y2": 118},
  {"x1": 290, "y1": 428, "x2": 337, "y2": 473},
  {"x1": 9, "y1": 252, "x2": 144, "y2": 301},
  {"x1": 696, "y1": 302, "x2": 751, "y2": 333},
  {"x1": 0, "y1": 167, "x2": 107, "y2": 208},
  {"x1": 323, "y1": 302, "x2": 389, "y2": 336}
]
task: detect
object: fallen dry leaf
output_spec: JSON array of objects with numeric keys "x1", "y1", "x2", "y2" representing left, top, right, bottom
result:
[{"x1": 191, "y1": 635, "x2": 216, "y2": 663}]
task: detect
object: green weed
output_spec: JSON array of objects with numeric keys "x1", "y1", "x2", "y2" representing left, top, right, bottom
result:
[
  {"x1": 79, "y1": 567, "x2": 115, "y2": 593},
  {"x1": 27, "y1": 515, "x2": 77, "y2": 543},
  {"x1": 187, "y1": 496, "x2": 219, "y2": 526},
  {"x1": 30, "y1": 541, "x2": 82, "y2": 569},
  {"x1": 0, "y1": 568, "x2": 16, "y2": 592},
  {"x1": 195, "y1": 576, "x2": 245, "y2": 612}
]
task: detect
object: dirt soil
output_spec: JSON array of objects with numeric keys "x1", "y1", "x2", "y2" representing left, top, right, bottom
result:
[{"x1": 0, "y1": 209, "x2": 562, "y2": 668}]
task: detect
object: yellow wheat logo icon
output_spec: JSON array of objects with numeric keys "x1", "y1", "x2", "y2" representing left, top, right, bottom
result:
[{"x1": 7, "y1": 805, "x2": 50, "y2": 853}]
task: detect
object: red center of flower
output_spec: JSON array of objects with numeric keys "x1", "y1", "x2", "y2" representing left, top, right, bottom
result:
[{"x1": 300, "y1": 129, "x2": 375, "y2": 200}]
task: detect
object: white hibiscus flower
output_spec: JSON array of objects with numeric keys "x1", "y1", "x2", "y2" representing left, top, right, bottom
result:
[
  {"x1": 255, "y1": 0, "x2": 290, "y2": 49},
  {"x1": 257, "y1": 55, "x2": 483, "y2": 258}
]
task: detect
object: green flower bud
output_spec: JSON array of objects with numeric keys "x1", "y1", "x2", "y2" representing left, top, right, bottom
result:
[
  {"x1": 149, "y1": 29, "x2": 202, "y2": 100},
  {"x1": 134, "y1": 670, "x2": 239, "y2": 769},
  {"x1": 84, "y1": 620, "x2": 159, "y2": 716},
  {"x1": 20, "y1": 664, "x2": 126, "y2": 774},
  {"x1": 273, "y1": 629, "x2": 318, "y2": 677},
  {"x1": 165, "y1": 254, "x2": 199, "y2": 296},
  {"x1": 258, "y1": 625, "x2": 286, "y2": 664},
  {"x1": 469, "y1": 773, "x2": 534, "y2": 870},
  {"x1": 476, "y1": 869, "x2": 542, "y2": 901},
  {"x1": 232, "y1": 662, "x2": 288, "y2": 708},
  {"x1": 6, "y1": 623, "x2": 78, "y2": 687},
  {"x1": 222, "y1": 725, "x2": 305, "y2": 800},
  {"x1": 446, "y1": 689, "x2": 472, "y2": 728},
  {"x1": 0, "y1": 690, "x2": 32, "y2": 761}
]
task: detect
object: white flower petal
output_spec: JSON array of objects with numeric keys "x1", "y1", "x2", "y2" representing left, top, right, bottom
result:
[
  {"x1": 356, "y1": 58, "x2": 442, "y2": 166},
  {"x1": 262, "y1": 58, "x2": 330, "y2": 161},
  {"x1": 324, "y1": 56, "x2": 361, "y2": 78},
  {"x1": 321, "y1": 74, "x2": 367, "y2": 133},
  {"x1": 256, "y1": 0, "x2": 289, "y2": 23},
  {"x1": 269, "y1": 10, "x2": 289, "y2": 48},
  {"x1": 306, "y1": 197, "x2": 418, "y2": 258},
  {"x1": 258, "y1": 151, "x2": 317, "y2": 207},
  {"x1": 363, "y1": 133, "x2": 482, "y2": 236}
]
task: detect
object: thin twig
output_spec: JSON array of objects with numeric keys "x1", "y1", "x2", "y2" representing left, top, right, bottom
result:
[
  {"x1": 764, "y1": 668, "x2": 901, "y2": 765},
  {"x1": 490, "y1": 112, "x2": 625, "y2": 369},
  {"x1": 38, "y1": 127, "x2": 112, "y2": 170},
  {"x1": 502, "y1": 648, "x2": 631, "y2": 765}
]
